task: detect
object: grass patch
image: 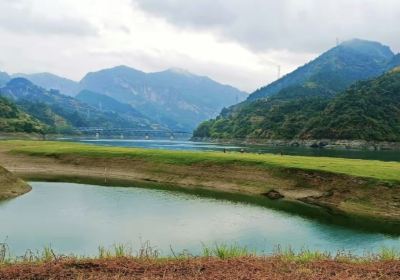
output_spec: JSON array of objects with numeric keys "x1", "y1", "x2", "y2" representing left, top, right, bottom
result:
[
  {"x1": 202, "y1": 243, "x2": 253, "y2": 259},
  {"x1": 2, "y1": 140, "x2": 400, "y2": 183},
  {"x1": 2, "y1": 242, "x2": 400, "y2": 265}
]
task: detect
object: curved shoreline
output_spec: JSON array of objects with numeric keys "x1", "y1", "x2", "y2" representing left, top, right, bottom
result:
[{"x1": 1, "y1": 140, "x2": 400, "y2": 235}]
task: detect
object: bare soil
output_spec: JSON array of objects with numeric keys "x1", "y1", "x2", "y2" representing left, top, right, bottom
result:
[
  {"x1": 0, "y1": 165, "x2": 31, "y2": 200},
  {"x1": 1, "y1": 257, "x2": 400, "y2": 280}
]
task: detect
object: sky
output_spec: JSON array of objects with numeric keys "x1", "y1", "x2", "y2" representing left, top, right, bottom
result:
[{"x1": 0, "y1": 0, "x2": 399, "y2": 92}]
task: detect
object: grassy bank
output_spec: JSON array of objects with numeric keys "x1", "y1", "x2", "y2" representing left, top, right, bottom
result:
[
  {"x1": 1, "y1": 244, "x2": 400, "y2": 280},
  {"x1": 0, "y1": 140, "x2": 400, "y2": 225},
  {"x1": 4, "y1": 140, "x2": 400, "y2": 182}
]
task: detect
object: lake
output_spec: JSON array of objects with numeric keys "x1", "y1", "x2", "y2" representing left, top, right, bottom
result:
[
  {"x1": 1, "y1": 182, "x2": 399, "y2": 257},
  {"x1": 61, "y1": 138, "x2": 400, "y2": 162}
]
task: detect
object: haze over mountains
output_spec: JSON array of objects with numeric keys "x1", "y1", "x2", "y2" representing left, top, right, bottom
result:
[
  {"x1": 193, "y1": 39, "x2": 400, "y2": 142},
  {"x1": 0, "y1": 66, "x2": 247, "y2": 134},
  {"x1": 79, "y1": 66, "x2": 247, "y2": 130}
]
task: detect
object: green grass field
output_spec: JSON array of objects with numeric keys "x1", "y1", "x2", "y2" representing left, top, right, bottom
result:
[{"x1": 3, "y1": 140, "x2": 400, "y2": 183}]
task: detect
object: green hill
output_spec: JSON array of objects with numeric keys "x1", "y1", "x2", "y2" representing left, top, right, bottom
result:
[
  {"x1": 301, "y1": 68, "x2": 400, "y2": 141},
  {"x1": 249, "y1": 39, "x2": 397, "y2": 101},
  {"x1": 0, "y1": 96, "x2": 45, "y2": 133},
  {"x1": 194, "y1": 69, "x2": 400, "y2": 142},
  {"x1": 194, "y1": 40, "x2": 400, "y2": 142}
]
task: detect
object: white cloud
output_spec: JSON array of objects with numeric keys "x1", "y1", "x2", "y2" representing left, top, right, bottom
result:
[
  {"x1": 134, "y1": 0, "x2": 400, "y2": 53},
  {"x1": 0, "y1": 0, "x2": 398, "y2": 92}
]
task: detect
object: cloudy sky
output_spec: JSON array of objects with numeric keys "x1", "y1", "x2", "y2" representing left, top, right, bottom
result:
[{"x1": 0, "y1": 0, "x2": 399, "y2": 92}]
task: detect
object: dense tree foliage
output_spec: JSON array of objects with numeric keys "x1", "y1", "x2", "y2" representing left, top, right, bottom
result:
[
  {"x1": 0, "y1": 97, "x2": 46, "y2": 133},
  {"x1": 194, "y1": 40, "x2": 400, "y2": 142},
  {"x1": 193, "y1": 69, "x2": 400, "y2": 141}
]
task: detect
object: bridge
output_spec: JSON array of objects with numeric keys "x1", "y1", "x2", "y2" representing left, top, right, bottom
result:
[{"x1": 73, "y1": 127, "x2": 193, "y2": 138}]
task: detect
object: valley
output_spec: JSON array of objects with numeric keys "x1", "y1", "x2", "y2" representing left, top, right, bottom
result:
[{"x1": 1, "y1": 35, "x2": 400, "y2": 280}]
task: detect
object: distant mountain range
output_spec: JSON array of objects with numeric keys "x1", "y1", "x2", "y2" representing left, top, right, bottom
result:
[
  {"x1": 193, "y1": 39, "x2": 400, "y2": 142},
  {"x1": 0, "y1": 78, "x2": 158, "y2": 134},
  {"x1": 11, "y1": 73, "x2": 80, "y2": 96},
  {"x1": 0, "y1": 67, "x2": 247, "y2": 132},
  {"x1": 79, "y1": 66, "x2": 247, "y2": 130}
]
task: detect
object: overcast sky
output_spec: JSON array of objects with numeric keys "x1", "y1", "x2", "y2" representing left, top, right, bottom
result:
[{"x1": 0, "y1": 0, "x2": 399, "y2": 92}]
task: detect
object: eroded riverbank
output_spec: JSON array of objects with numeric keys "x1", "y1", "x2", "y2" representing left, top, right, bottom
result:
[
  {"x1": 0, "y1": 165, "x2": 30, "y2": 200},
  {"x1": 1, "y1": 140, "x2": 400, "y2": 229}
]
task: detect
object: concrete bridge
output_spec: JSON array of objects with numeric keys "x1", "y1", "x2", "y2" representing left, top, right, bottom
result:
[{"x1": 73, "y1": 127, "x2": 192, "y2": 139}]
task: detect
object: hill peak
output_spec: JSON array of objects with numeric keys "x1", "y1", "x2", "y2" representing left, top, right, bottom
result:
[
  {"x1": 6, "y1": 77, "x2": 35, "y2": 88},
  {"x1": 248, "y1": 39, "x2": 395, "y2": 101},
  {"x1": 165, "y1": 67, "x2": 194, "y2": 76},
  {"x1": 337, "y1": 39, "x2": 393, "y2": 58}
]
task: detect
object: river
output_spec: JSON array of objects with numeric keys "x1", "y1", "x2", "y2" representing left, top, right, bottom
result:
[
  {"x1": 60, "y1": 138, "x2": 400, "y2": 162},
  {"x1": 1, "y1": 182, "x2": 399, "y2": 257}
]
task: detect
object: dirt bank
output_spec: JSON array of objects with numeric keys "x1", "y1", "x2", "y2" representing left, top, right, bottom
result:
[
  {"x1": 1, "y1": 257, "x2": 400, "y2": 280},
  {"x1": 0, "y1": 142, "x2": 399, "y2": 224},
  {"x1": 0, "y1": 165, "x2": 31, "y2": 200}
]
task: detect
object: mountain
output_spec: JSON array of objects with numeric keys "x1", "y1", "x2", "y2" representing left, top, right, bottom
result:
[
  {"x1": 79, "y1": 66, "x2": 247, "y2": 130},
  {"x1": 193, "y1": 88, "x2": 330, "y2": 140},
  {"x1": 0, "y1": 95, "x2": 45, "y2": 133},
  {"x1": 0, "y1": 78, "x2": 156, "y2": 133},
  {"x1": 12, "y1": 73, "x2": 80, "y2": 96},
  {"x1": 76, "y1": 90, "x2": 160, "y2": 129},
  {"x1": 249, "y1": 39, "x2": 396, "y2": 101},
  {"x1": 194, "y1": 69, "x2": 400, "y2": 141},
  {"x1": 301, "y1": 68, "x2": 400, "y2": 141},
  {"x1": 193, "y1": 40, "x2": 400, "y2": 142},
  {"x1": 0, "y1": 72, "x2": 9, "y2": 87},
  {"x1": 387, "y1": 54, "x2": 400, "y2": 71}
]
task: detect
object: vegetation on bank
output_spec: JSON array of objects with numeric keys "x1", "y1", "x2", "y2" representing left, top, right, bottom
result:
[
  {"x1": 4, "y1": 140, "x2": 400, "y2": 183},
  {"x1": 2, "y1": 242, "x2": 400, "y2": 265}
]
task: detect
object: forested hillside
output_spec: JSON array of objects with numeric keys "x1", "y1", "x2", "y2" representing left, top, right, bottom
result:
[
  {"x1": 0, "y1": 96, "x2": 45, "y2": 133},
  {"x1": 193, "y1": 40, "x2": 400, "y2": 142}
]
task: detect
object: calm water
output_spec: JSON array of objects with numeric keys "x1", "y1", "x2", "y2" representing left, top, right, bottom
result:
[
  {"x1": 1, "y1": 182, "x2": 399, "y2": 256},
  {"x1": 61, "y1": 138, "x2": 400, "y2": 162}
]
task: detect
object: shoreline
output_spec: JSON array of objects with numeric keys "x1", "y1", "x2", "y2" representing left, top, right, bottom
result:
[
  {"x1": 1, "y1": 140, "x2": 400, "y2": 233},
  {"x1": 193, "y1": 137, "x2": 400, "y2": 151}
]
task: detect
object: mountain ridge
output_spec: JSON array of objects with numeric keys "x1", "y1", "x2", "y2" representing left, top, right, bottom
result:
[
  {"x1": 249, "y1": 39, "x2": 396, "y2": 101},
  {"x1": 0, "y1": 78, "x2": 157, "y2": 133},
  {"x1": 79, "y1": 65, "x2": 247, "y2": 130}
]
